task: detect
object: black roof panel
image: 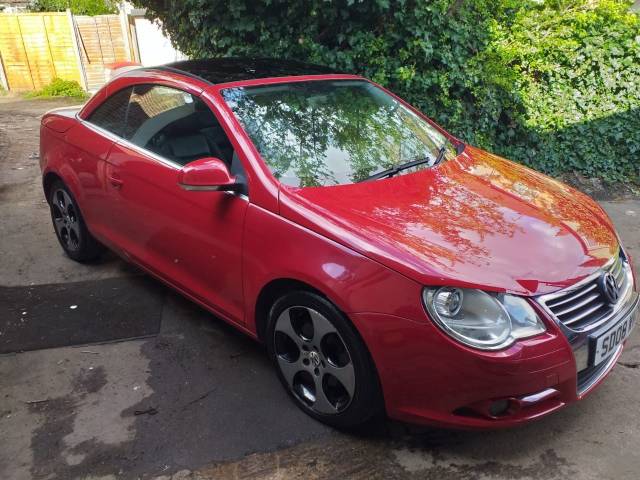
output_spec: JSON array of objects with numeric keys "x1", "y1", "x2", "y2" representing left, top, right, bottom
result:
[{"x1": 155, "y1": 58, "x2": 341, "y2": 85}]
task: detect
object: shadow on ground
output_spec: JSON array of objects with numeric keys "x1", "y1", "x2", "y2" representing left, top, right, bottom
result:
[{"x1": 23, "y1": 288, "x2": 336, "y2": 479}]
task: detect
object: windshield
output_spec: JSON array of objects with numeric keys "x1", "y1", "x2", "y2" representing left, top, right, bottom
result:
[{"x1": 221, "y1": 80, "x2": 456, "y2": 187}]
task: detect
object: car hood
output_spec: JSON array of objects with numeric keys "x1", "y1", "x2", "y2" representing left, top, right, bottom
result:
[{"x1": 279, "y1": 146, "x2": 619, "y2": 296}]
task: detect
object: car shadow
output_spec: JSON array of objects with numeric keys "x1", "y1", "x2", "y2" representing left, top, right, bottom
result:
[{"x1": 118, "y1": 276, "x2": 588, "y2": 477}]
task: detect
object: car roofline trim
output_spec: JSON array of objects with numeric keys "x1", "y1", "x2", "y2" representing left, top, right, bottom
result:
[
  {"x1": 209, "y1": 74, "x2": 364, "y2": 90},
  {"x1": 141, "y1": 67, "x2": 361, "y2": 89},
  {"x1": 146, "y1": 65, "x2": 214, "y2": 86}
]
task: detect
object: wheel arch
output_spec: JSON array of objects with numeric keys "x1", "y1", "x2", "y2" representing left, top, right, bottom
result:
[
  {"x1": 256, "y1": 276, "x2": 387, "y2": 421},
  {"x1": 42, "y1": 164, "x2": 85, "y2": 207},
  {"x1": 42, "y1": 171, "x2": 63, "y2": 202},
  {"x1": 254, "y1": 277, "x2": 330, "y2": 343}
]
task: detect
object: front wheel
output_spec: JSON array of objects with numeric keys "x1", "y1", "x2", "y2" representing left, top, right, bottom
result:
[
  {"x1": 267, "y1": 291, "x2": 383, "y2": 429},
  {"x1": 48, "y1": 180, "x2": 104, "y2": 262}
]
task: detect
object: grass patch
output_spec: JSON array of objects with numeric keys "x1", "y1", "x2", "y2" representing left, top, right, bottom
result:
[{"x1": 25, "y1": 78, "x2": 88, "y2": 100}]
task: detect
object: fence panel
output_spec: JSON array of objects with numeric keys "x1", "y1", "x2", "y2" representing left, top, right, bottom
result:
[
  {"x1": 0, "y1": 12, "x2": 81, "y2": 91},
  {"x1": 43, "y1": 13, "x2": 83, "y2": 86},
  {"x1": 75, "y1": 14, "x2": 130, "y2": 91},
  {"x1": 0, "y1": 11, "x2": 132, "y2": 92},
  {"x1": 0, "y1": 14, "x2": 36, "y2": 90}
]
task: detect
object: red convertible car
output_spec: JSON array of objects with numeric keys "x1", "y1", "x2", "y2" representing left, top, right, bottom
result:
[{"x1": 40, "y1": 59, "x2": 638, "y2": 429}]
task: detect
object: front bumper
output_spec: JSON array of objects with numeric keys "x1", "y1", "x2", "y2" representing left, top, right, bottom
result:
[
  {"x1": 574, "y1": 293, "x2": 638, "y2": 397},
  {"x1": 351, "y1": 281, "x2": 638, "y2": 429}
]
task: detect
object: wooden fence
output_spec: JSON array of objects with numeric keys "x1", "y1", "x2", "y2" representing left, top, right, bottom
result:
[
  {"x1": 0, "y1": 10, "x2": 132, "y2": 92},
  {"x1": 0, "y1": 11, "x2": 82, "y2": 91},
  {"x1": 74, "y1": 14, "x2": 130, "y2": 91}
]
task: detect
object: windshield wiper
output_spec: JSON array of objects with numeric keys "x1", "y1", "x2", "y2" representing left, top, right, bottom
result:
[
  {"x1": 361, "y1": 156, "x2": 433, "y2": 182},
  {"x1": 361, "y1": 142, "x2": 449, "y2": 182},
  {"x1": 433, "y1": 143, "x2": 447, "y2": 165}
]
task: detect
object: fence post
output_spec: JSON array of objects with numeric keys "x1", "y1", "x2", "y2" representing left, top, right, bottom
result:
[
  {"x1": 127, "y1": 14, "x2": 141, "y2": 63},
  {"x1": 119, "y1": 6, "x2": 133, "y2": 61},
  {"x1": 0, "y1": 53, "x2": 8, "y2": 91},
  {"x1": 67, "y1": 9, "x2": 88, "y2": 91}
]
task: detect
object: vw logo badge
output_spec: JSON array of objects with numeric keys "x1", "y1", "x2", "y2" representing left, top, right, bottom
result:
[
  {"x1": 309, "y1": 351, "x2": 321, "y2": 367},
  {"x1": 599, "y1": 272, "x2": 619, "y2": 304}
]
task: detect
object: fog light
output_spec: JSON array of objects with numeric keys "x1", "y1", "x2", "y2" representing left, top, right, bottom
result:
[{"x1": 488, "y1": 399, "x2": 510, "y2": 417}]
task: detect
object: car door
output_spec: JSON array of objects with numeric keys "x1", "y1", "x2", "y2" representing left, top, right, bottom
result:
[
  {"x1": 70, "y1": 87, "x2": 133, "y2": 240},
  {"x1": 105, "y1": 84, "x2": 249, "y2": 324}
]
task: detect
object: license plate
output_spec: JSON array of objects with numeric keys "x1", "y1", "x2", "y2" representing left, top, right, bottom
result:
[{"x1": 593, "y1": 310, "x2": 636, "y2": 366}]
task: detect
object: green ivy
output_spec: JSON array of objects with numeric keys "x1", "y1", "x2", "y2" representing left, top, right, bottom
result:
[{"x1": 135, "y1": 0, "x2": 640, "y2": 183}]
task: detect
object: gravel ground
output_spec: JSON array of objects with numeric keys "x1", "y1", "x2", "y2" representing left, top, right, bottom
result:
[{"x1": 1, "y1": 96, "x2": 639, "y2": 480}]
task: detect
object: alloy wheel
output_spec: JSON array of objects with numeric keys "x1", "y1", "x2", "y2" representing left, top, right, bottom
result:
[
  {"x1": 51, "y1": 188, "x2": 81, "y2": 252},
  {"x1": 274, "y1": 306, "x2": 355, "y2": 415}
]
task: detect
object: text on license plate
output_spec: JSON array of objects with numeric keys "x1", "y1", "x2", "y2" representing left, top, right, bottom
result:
[{"x1": 594, "y1": 313, "x2": 636, "y2": 366}]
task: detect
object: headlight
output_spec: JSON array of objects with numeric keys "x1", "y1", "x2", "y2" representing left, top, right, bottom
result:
[{"x1": 422, "y1": 287, "x2": 546, "y2": 350}]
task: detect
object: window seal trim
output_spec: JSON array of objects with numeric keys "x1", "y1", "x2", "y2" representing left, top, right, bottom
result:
[
  {"x1": 77, "y1": 114, "x2": 182, "y2": 170},
  {"x1": 77, "y1": 114, "x2": 251, "y2": 202},
  {"x1": 80, "y1": 83, "x2": 251, "y2": 201}
]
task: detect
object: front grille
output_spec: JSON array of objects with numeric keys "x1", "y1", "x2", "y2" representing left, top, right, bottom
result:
[{"x1": 538, "y1": 253, "x2": 629, "y2": 332}]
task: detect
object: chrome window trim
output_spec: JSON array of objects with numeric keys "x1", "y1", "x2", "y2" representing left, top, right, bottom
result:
[
  {"x1": 77, "y1": 114, "x2": 182, "y2": 170},
  {"x1": 77, "y1": 114, "x2": 250, "y2": 203},
  {"x1": 76, "y1": 114, "x2": 249, "y2": 202},
  {"x1": 79, "y1": 83, "x2": 253, "y2": 200}
]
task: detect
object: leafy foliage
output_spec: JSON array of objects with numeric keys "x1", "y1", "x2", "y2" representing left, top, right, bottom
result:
[
  {"x1": 25, "y1": 78, "x2": 88, "y2": 99},
  {"x1": 29, "y1": 0, "x2": 117, "y2": 15},
  {"x1": 135, "y1": 0, "x2": 640, "y2": 182}
]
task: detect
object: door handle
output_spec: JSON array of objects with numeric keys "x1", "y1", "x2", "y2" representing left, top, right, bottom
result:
[{"x1": 108, "y1": 175, "x2": 124, "y2": 188}]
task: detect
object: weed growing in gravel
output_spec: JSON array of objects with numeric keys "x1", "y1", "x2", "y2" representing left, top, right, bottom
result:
[{"x1": 25, "y1": 78, "x2": 88, "y2": 100}]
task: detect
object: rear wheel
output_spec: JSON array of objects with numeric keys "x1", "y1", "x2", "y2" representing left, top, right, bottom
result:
[
  {"x1": 48, "y1": 180, "x2": 103, "y2": 262},
  {"x1": 267, "y1": 290, "x2": 383, "y2": 429}
]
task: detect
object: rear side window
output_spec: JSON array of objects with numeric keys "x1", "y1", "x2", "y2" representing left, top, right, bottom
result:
[
  {"x1": 86, "y1": 87, "x2": 132, "y2": 136},
  {"x1": 123, "y1": 84, "x2": 235, "y2": 167}
]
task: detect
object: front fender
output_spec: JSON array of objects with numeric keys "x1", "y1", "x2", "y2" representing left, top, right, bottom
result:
[{"x1": 242, "y1": 203, "x2": 426, "y2": 335}]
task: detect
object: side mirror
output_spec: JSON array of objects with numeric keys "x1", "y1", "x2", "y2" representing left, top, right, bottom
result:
[{"x1": 178, "y1": 157, "x2": 239, "y2": 192}]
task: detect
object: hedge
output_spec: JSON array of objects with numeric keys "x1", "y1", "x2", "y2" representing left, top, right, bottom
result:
[
  {"x1": 135, "y1": 0, "x2": 640, "y2": 183},
  {"x1": 30, "y1": 0, "x2": 117, "y2": 15}
]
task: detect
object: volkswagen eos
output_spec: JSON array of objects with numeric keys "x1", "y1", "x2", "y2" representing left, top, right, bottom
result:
[{"x1": 39, "y1": 59, "x2": 638, "y2": 429}]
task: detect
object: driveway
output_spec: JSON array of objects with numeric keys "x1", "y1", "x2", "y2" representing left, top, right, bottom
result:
[{"x1": 1, "y1": 96, "x2": 639, "y2": 480}]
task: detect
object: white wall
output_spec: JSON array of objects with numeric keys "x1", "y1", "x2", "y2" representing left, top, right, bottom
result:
[{"x1": 133, "y1": 17, "x2": 187, "y2": 66}]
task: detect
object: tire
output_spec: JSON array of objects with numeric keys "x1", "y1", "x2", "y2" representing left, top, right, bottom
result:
[
  {"x1": 266, "y1": 290, "x2": 383, "y2": 429},
  {"x1": 48, "y1": 179, "x2": 104, "y2": 262}
]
